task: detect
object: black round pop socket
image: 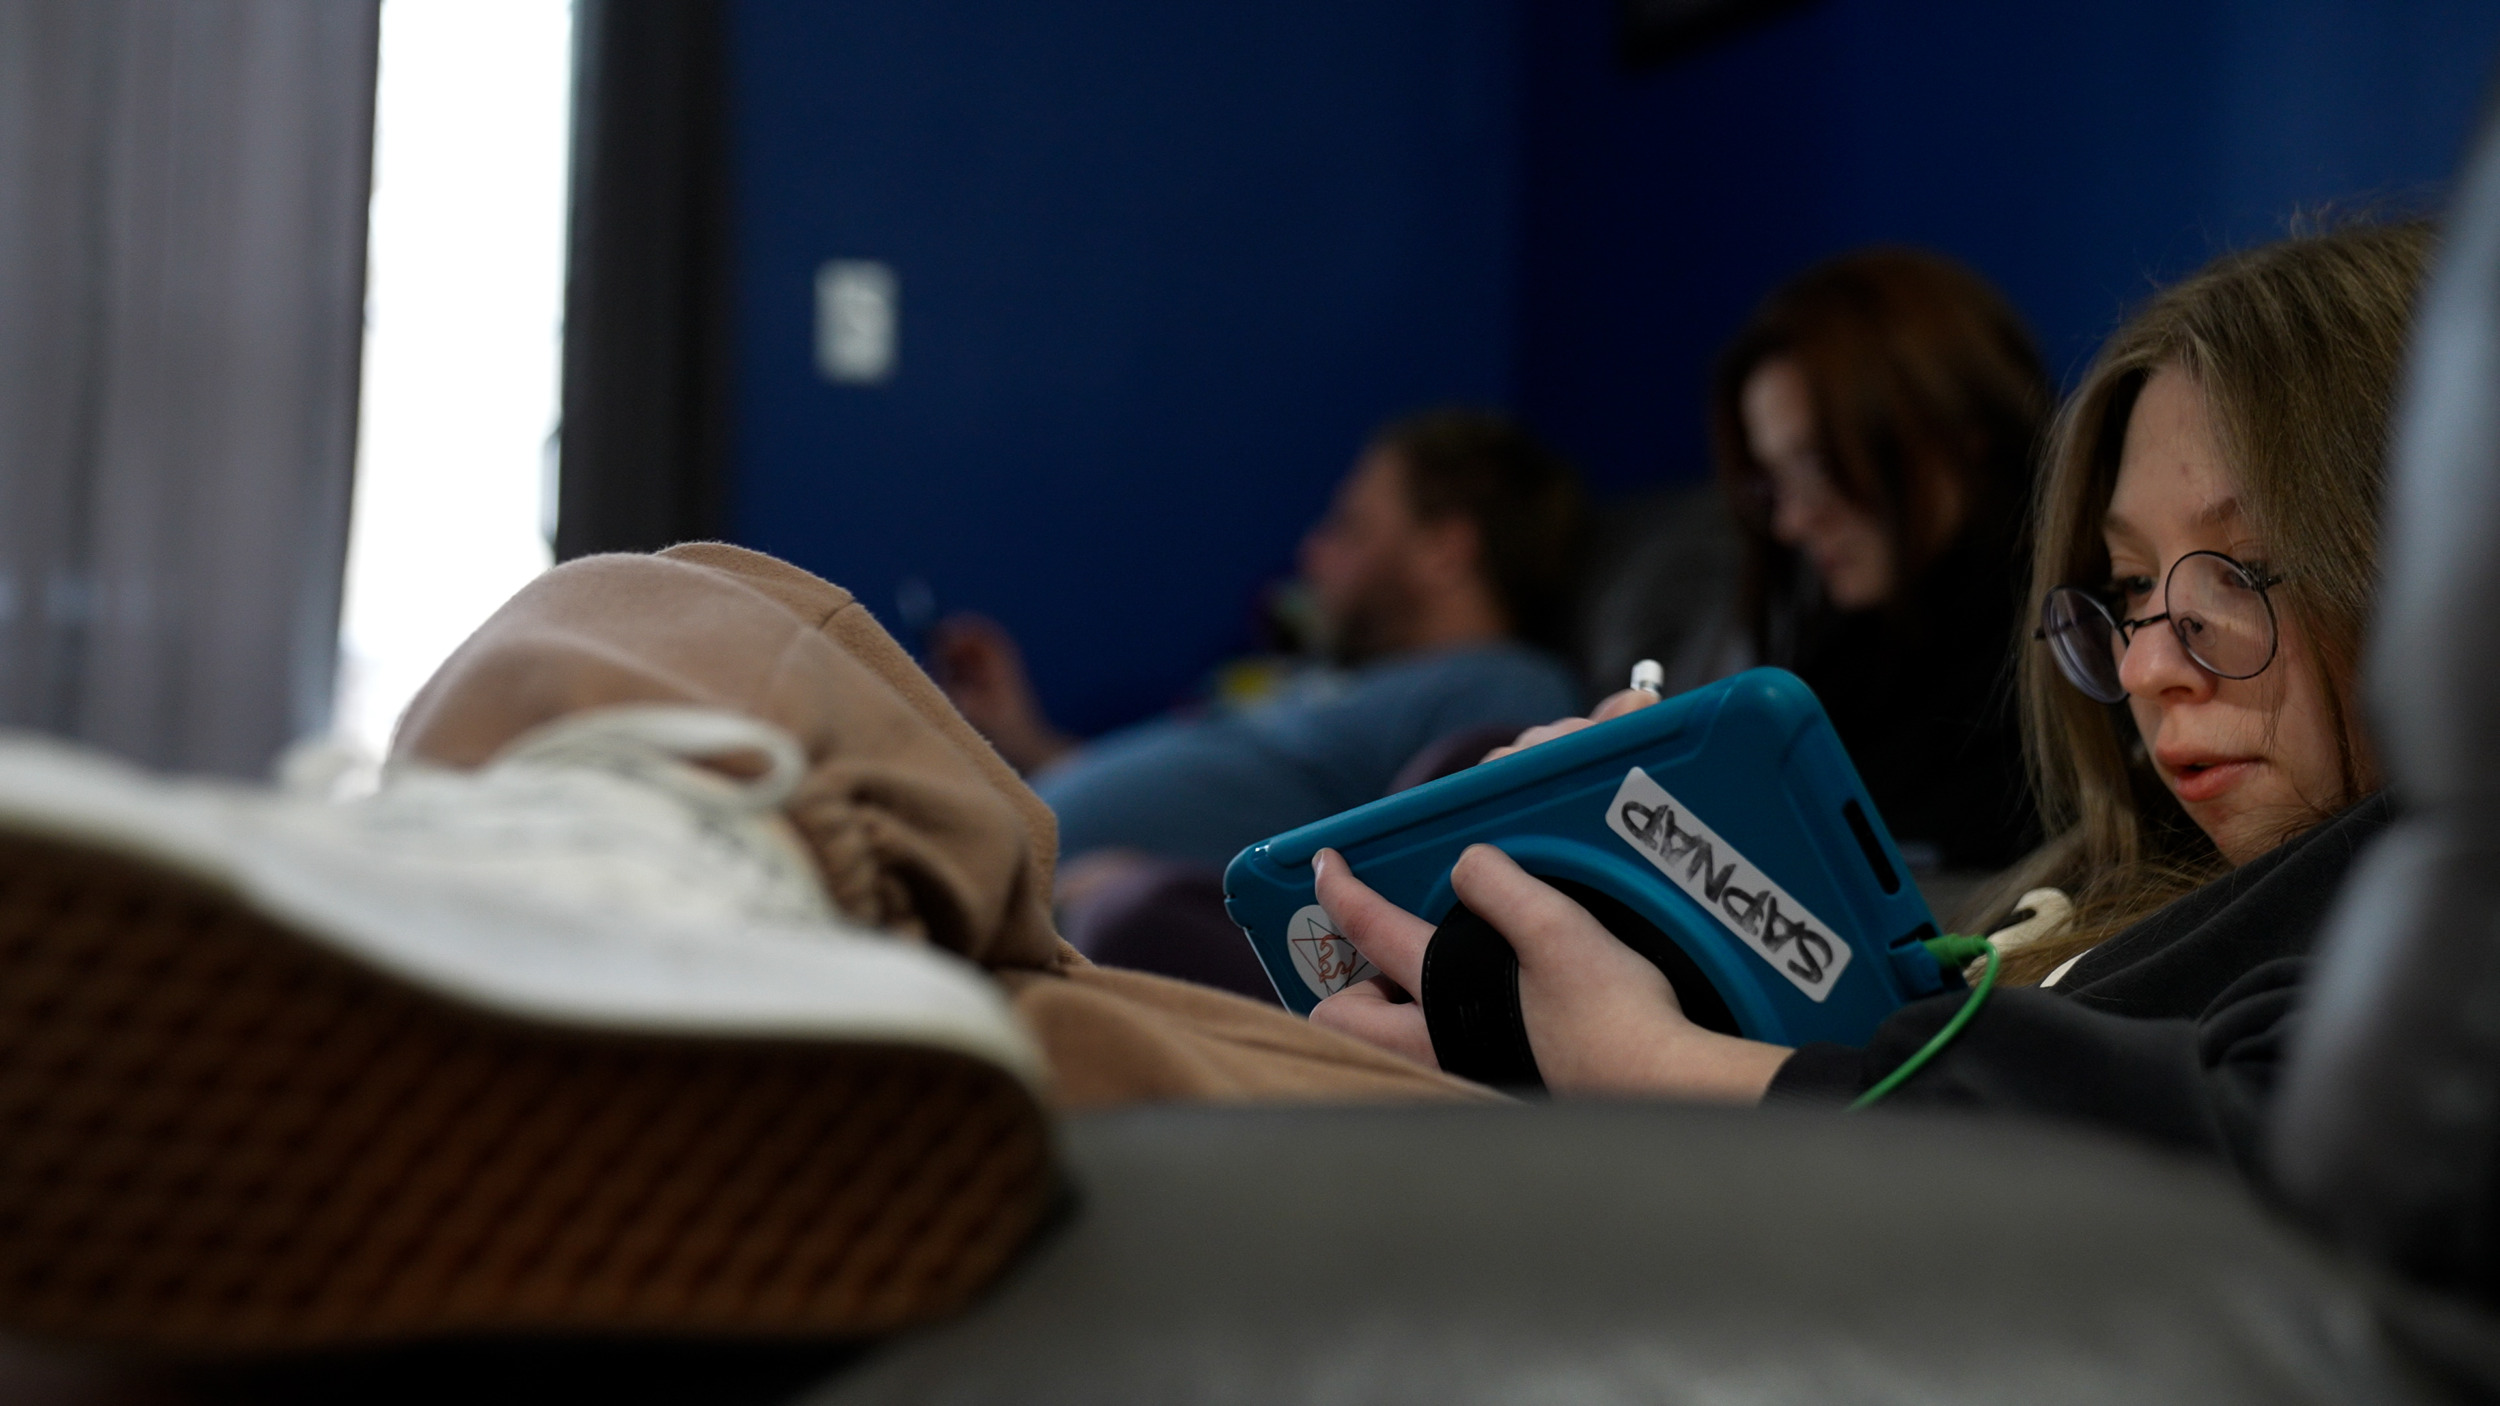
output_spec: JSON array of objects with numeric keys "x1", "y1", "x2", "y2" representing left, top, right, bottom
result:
[
  {"x1": 1419, "y1": 900, "x2": 1543, "y2": 1089},
  {"x1": 1419, "y1": 876, "x2": 1739, "y2": 1090}
]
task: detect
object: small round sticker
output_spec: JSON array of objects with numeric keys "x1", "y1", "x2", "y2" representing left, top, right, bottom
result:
[{"x1": 1285, "y1": 903, "x2": 1378, "y2": 1000}]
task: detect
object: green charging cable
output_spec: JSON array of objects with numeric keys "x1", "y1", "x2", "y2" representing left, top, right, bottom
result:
[{"x1": 1850, "y1": 933, "x2": 1999, "y2": 1109}]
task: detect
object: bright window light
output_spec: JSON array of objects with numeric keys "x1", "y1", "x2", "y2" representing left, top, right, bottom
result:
[{"x1": 334, "y1": 0, "x2": 575, "y2": 757}]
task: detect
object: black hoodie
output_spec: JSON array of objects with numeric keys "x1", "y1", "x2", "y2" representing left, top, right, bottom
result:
[
  {"x1": 1767, "y1": 792, "x2": 2393, "y2": 1179},
  {"x1": 1786, "y1": 531, "x2": 2038, "y2": 871}
]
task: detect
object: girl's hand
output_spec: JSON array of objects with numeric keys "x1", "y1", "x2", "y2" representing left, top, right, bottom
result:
[
  {"x1": 1306, "y1": 842, "x2": 1793, "y2": 1102},
  {"x1": 1480, "y1": 687, "x2": 1661, "y2": 764}
]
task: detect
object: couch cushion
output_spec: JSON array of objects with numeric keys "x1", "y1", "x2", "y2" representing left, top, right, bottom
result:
[{"x1": 811, "y1": 1101, "x2": 2477, "y2": 1405}]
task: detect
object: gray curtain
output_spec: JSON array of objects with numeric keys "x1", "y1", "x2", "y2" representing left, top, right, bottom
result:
[{"x1": 0, "y1": 0, "x2": 379, "y2": 777}]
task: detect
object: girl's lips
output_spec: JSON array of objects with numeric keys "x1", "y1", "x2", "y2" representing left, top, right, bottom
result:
[{"x1": 2170, "y1": 758, "x2": 2261, "y2": 804}]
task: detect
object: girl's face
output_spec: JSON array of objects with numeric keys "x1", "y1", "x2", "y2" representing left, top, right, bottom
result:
[
  {"x1": 1741, "y1": 357, "x2": 1895, "y2": 610},
  {"x1": 2105, "y1": 366, "x2": 2351, "y2": 864}
]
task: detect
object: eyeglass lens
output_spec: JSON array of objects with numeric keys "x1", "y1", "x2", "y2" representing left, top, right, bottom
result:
[
  {"x1": 2040, "y1": 551, "x2": 2278, "y2": 703},
  {"x1": 2164, "y1": 552, "x2": 2276, "y2": 678},
  {"x1": 2041, "y1": 588, "x2": 2127, "y2": 703}
]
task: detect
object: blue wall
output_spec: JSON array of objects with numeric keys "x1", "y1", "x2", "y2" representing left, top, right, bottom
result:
[
  {"x1": 728, "y1": 0, "x2": 2500, "y2": 735},
  {"x1": 1521, "y1": 0, "x2": 2500, "y2": 491},
  {"x1": 730, "y1": 0, "x2": 1520, "y2": 736}
]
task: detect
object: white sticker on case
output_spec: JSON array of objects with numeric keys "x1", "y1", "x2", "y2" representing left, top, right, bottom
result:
[
  {"x1": 1285, "y1": 903, "x2": 1378, "y2": 1001},
  {"x1": 1603, "y1": 766, "x2": 1851, "y2": 1002}
]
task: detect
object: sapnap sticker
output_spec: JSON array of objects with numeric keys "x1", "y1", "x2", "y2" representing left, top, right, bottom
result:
[
  {"x1": 1285, "y1": 903, "x2": 1378, "y2": 1001},
  {"x1": 1604, "y1": 767, "x2": 1850, "y2": 1002}
]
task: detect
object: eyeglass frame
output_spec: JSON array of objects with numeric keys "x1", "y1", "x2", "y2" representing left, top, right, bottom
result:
[{"x1": 2032, "y1": 549, "x2": 2288, "y2": 704}]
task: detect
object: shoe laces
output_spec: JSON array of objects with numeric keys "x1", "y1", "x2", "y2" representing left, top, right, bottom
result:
[{"x1": 300, "y1": 706, "x2": 840, "y2": 932}]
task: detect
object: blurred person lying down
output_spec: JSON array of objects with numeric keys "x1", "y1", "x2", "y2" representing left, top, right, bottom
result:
[{"x1": 932, "y1": 409, "x2": 1587, "y2": 886}]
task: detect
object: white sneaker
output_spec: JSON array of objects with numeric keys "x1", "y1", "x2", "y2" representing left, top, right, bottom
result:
[{"x1": 0, "y1": 707, "x2": 1056, "y2": 1352}]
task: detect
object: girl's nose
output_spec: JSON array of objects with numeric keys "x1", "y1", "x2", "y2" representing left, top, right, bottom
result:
[{"x1": 2118, "y1": 612, "x2": 2214, "y2": 701}]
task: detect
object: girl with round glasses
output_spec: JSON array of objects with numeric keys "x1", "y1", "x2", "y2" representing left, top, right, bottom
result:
[
  {"x1": 1312, "y1": 221, "x2": 2437, "y2": 1154},
  {"x1": 1997, "y1": 225, "x2": 2419, "y2": 986}
]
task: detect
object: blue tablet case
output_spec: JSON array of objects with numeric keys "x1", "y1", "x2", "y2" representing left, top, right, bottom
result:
[{"x1": 1220, "y1": 668, "x2": 1951, "y2": 1047}]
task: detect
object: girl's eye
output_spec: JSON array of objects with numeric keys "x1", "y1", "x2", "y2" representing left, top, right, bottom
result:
[{"x1": 2108, "y1": 574, "x2": 2157, "y2": 603}]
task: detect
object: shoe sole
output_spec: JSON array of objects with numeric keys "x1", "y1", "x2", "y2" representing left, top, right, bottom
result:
[{"x1": 0, "y1": 827, "x2": 1059, "y2": 1353}]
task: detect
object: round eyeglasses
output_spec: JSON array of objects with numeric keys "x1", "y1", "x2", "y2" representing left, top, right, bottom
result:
[{"x1": 2036, "y1": 550, "x2": 2285, "y2": 704}]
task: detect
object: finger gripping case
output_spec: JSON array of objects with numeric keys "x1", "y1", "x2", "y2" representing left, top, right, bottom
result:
[{"x1": 1220, "y1": 668, "x2": 1950, "y2": 1047}]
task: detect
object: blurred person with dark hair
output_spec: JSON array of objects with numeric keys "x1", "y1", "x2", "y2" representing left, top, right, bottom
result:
[
  {"x1": 935, "y1": 409, "x2": 1586, "y2": 880},
  {"x1": 1688, "y1": 248, "x2": 2051, "y2": 873}
]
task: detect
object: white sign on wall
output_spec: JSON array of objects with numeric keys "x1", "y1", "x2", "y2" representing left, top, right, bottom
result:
[{"x1": 816, "y1": 259, "x2": 898, "y2": 385}]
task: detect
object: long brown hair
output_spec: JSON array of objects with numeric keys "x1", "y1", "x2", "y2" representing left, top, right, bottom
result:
[
  {"x1": 1998, "y1": 221, "x2": 2436, "y2": 983},
  {"x1": 1710, "y1": 248, "x2": 2049, "y2": 651}
]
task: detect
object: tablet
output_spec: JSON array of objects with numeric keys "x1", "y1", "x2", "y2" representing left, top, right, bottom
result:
[{"x1": 1220, "y1": 668, "x2": 1952, "y2": 1048}]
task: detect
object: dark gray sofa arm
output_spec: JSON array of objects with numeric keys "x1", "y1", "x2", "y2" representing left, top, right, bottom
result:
[{"x1": 811, "y1": 1102, "x2": 2477, "y2": 1405}]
